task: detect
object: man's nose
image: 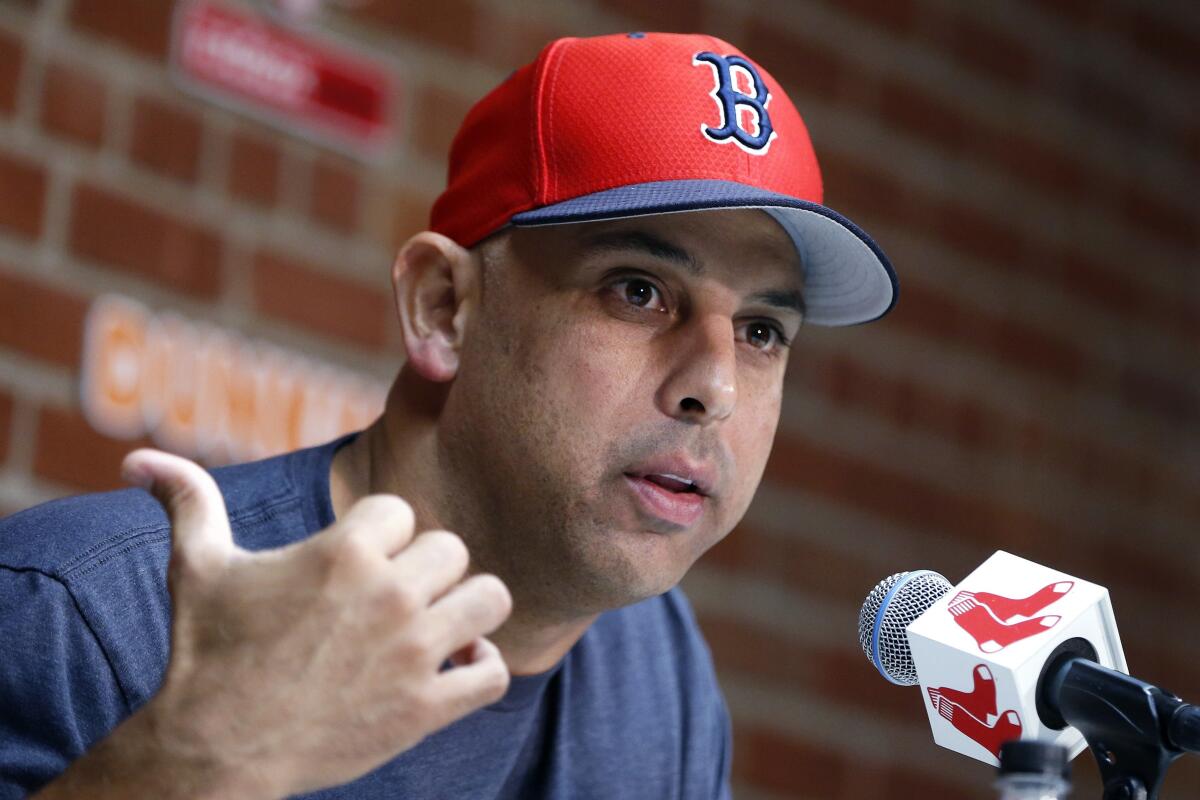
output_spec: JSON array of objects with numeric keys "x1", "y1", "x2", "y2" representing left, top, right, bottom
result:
[{"x1": 656, "y1": 313, "x2": 737, "y2": 424}]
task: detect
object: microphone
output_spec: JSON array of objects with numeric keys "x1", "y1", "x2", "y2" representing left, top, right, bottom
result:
[{"x1": 858, "y1": 551, "x2": 1200, "y2": 799}]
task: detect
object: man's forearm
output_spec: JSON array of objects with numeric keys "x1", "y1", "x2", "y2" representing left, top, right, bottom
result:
[{"x1": 31, "y1": 700, "x2": 273, "y2": 800}]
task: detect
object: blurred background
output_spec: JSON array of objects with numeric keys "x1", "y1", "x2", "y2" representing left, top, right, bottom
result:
[{"x1": 0, "y1": 0, "x2": 1197, "y2": 797}]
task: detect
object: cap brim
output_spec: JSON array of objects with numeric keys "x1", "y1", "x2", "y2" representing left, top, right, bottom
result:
[{"x1": 510, "y1": 179, "x2": 897, "y2": 326}]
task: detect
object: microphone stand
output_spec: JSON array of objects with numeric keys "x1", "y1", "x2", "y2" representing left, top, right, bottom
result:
[{"x1": 1038, "y1": 643, "x2": 1200, "y2": 800}]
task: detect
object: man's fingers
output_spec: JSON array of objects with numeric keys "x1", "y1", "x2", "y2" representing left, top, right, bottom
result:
[
  {"x1": 390, "y1": 530, "x2": 469, "y2": 604},
  {"x1": 426, "y1": 574, "x2": 512, "y2": 655},
  {"x1": 121, "y1": 448, "x2": 234, "y2": 569},
  {"x1": 432, "y1": 637, "x2": 510, "y2": 723},
  {"x1": 335, "y1": 494, "x2": 416, "y2": 557}
]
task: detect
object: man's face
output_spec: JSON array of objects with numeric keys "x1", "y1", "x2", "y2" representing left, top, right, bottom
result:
[{"x1": 438, "y1": 209, "x2": 804, "y2": 617}]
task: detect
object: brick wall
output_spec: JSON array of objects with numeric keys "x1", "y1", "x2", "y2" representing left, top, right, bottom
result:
[{"x1": 1, "y1": 1, "x2": 1197, "y2": 797}]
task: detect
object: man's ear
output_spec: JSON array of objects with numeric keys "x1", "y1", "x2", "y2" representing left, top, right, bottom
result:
[{"x1": 391, "y1": 231, "x2": 479, "y2": 382}]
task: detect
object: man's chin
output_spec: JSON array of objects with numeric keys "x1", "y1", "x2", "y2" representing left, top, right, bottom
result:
[{"x1": 581, "y1": 549, "x2": 687, "y2": 610}]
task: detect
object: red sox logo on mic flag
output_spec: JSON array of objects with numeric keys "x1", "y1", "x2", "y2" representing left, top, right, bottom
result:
[
  {"x1": 927, "y1": 665, "x2": 1022, "y2": 759},
  {"x1": 947, "y1": 581, "x2": 1074, "y2": 653}
]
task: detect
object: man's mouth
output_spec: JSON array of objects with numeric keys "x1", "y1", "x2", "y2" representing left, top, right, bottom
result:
[
  {"x1": 622, "y1": 473, "x2": 707, "y2": 527},
  {"x1": 639, "y1": 473, "x2": 701, "y2": 494}
]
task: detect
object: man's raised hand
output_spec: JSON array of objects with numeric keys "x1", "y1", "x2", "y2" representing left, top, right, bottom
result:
[{"x1": 118, "y1": 448, "x2": 512, "y2": 798}]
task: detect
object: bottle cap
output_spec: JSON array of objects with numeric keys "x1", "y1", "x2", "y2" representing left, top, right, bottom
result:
[{"x1": 998, "y1": 741, "x2": 1070, "y2": 780}]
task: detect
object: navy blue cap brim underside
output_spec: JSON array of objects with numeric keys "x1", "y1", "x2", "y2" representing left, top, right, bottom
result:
[{"x1": 511, "y1": 179, "x2": 898, "y2": 327}]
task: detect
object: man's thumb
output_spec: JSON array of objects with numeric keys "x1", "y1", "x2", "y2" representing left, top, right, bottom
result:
[{"x1": 122, "y1": 448, "x2": 235, "y2": 571}]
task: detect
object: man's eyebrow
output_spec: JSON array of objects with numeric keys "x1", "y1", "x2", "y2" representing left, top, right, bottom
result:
[
  {"x1": 747, "y1": 288, "x2": 806, "y2": 317},
  {"x1": 580, "y1": 230, "x2": 702, "y2": 275},
  {"x1": 581, "y1": 228, "x2": 805, "y2": 315}
]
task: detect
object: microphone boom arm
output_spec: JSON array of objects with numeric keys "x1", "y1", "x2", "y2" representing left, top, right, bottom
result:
[{"x1": 1042, "y1": 651, "x2": 1198, "y2": 800}]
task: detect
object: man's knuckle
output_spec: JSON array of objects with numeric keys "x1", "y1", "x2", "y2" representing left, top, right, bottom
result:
[
  {"x1": 330, "y1": 531, "x2": 378, "y2": 576},
  {"x1": 476, "y1": 574, "x2": 512, "y2": 614},
  {"x1": 483, "y1": 660, "x2": 510, "y2": 699},
  {"x1": 427, "y1": 531, "x2": 469, "y2": 566},
  {"x1": 164, "y1": 478, "x2": 200, "y2": 508},
  {"x1": 378, "y1": 580, "x2": 421, "y2": 617},
  {"x1": 395, "y1": 630, "x2": 437, "y2": 668},
  {"x1": 355, "y1": 494, "x2": 415, "y2": 526}
]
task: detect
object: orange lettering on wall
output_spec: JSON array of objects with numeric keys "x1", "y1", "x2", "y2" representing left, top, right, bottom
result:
[
  {"x1": 80, "y1": 295, "x2": 149, "y2": 440},
  {"x1": 80, "y1": 294, "x2": 388, "y2": 465}
]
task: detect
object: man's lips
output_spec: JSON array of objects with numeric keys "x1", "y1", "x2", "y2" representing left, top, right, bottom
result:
[
  {"x1": 623, "y1": 455, "x2": 716, "y2": 497},
  {"x1": 622, "y1": 474, "x2": 707, "y2": 527}
]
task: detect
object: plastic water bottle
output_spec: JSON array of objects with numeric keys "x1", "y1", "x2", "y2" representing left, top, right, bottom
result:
[{"x1": 996, "y1": 741, "x2": 1071, "y2": 799}]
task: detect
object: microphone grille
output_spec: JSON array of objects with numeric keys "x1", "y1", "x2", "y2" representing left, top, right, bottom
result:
[{"x1": 858, "y1": 570, "x2": 952, "y2": 685}]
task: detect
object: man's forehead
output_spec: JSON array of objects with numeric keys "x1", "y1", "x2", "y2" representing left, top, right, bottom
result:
[{"x1": 559, "y1": 209, "x2": 804, "y2": 285}]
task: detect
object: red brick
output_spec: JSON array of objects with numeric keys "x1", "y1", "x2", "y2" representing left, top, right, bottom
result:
[
  {"x1": 0, "y1": 388, "x2": 11, "y2": 465},
  {"x1": 1053, "y1": 246, "x2": 1145, "y2": 316},
  {"x1": 877, "y1": 78, "x2": 970, "y2": 153},
  {"x1": 1118, "y1": 366, "x2": 1198, "y2": 427},
  {"x1": 976, "y1": 130, "x2": 1088, "y2": 200},
  {"x1": 253, "y1": 250, "x2": 391, "y2": 348},
  {"x1": 768, "y1": 431, "x2": 1061, "y2": 558},
  {"x1": 475, "y1": 9, "x2": 569, "y2": 71},
  {"x1": 733, "y1": 726, "x2": 846, "y2": 797},
  {"x1": 1119, "y1": 183, "x2": 1198, "y2": 250},
  {"x1": 743, "y1": 20, "x2": 845, "y2": 107},
  {"x1": 989, "y1": 236, "x2": 1191, "y2": 349},
  {"x1": 227, "y1": 129, "x2": 281, "y2": 208},
  {"x1": 33, "y1": 404, "x2": 152, "y2": 493},
  {"x1": 1184, "y1": 123, "x2": 1200, "y2": 171},
  {"x1": 706, "y1": 524, "x2": 886, "y2": 609},
  {"x1": 309, "y1": 154, "x2": 360, "y2": 234},
  {"x1": 818, "y1": 150, "x2": 910, "y2": 228},
  {"x1": 814, "y1": 0, "x2": 917, "y2": 35},
  {"x1": 0, "y1": 269, "x2": 89, "y2": 367},
  {"x1": 873, "y1": 762, "x2": 982, "y2": 799},
  {"x1": 934, "y1": 200, "x2": 1027, "y2": 267},
  {"x1": 0, "y1": 29, "x2": 23, "y2": 115},
  {"x1": 411, "y1": 83, "x2": 475, "y2": 164},
  {"x1": 765, "y1": 431, "x2": 1200, "y2": 610},
  {"x1": 1126, "y1": 6, "x2": 1200, "y2": 77},
  {"x1": 387, "y1": 184, "x2": 434, "y2": 249},
  {"x1": 68, "y1": 182, "x2": 223, "y2": 299},
  {"x1": 129, "y1": 95, "x2": 203, "y2": 182},
  {"x1": 798, "y1": 347, "x2": 1200, "y2": 537},
  {"x1": 594, "y1": 0, "x2": 702, "y2": 32},
  {"x1": 40, "y1": 61, "x2": 107, "y2": 148},
  {"x1": 1025, "y1": 0, "x2": 1101, "y2": 28},
  {"x1": 0, "y1": 150, "x2": 46, "y2": 240},
  {"x1": 932, "y1": 8, "x2": 1040, "y2": 89},
  {"x1": 987, "y1": 315, "x2": 1088, "y2": 382},
  {"x1": 891, "y1": 279, "x2": 1089, "y2": 382},
  {"x1": 345, "y1": 0, "x2": 479, "y2": 57},
  {"x1": 1068, "y1": 69, "x2": 1151, "y2": 136},
  {"x1": 69, "y1": 0, "x2": 172, "y2": 60}
]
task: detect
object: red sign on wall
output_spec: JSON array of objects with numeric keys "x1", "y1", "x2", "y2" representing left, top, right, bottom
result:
[{"x1": 171, "y1": 0, "x2": 397, "y2": 160}]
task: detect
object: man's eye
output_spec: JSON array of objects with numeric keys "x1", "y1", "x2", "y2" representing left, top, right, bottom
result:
[
  {"x1": 617, "y1": 278, "x2": 666, "y2": 311},
  {"x1": 744, "y1": 321, "x2": 788, "y2": 352}
]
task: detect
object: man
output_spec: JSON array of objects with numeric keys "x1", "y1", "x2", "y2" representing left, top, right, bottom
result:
[{"x1": 0, "y1": 32, "x2": 896, "y2": 798}]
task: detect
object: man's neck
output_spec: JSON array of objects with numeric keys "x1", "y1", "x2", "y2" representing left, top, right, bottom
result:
[{"x1": 328, "y1": 389, "x2": 598, "y2": 677}]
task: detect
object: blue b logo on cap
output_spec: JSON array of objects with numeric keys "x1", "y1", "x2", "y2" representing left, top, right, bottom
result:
[{"x1": 693, "y1": 52, "x2": 776, "y2": 154}]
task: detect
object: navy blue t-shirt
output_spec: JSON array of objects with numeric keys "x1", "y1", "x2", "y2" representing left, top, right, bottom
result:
[{"x1": 0, "y1": 433, "x2": 732, "y2": 799}]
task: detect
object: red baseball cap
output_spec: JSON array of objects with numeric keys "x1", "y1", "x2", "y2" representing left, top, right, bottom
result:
[{"x1": 430, "y1": 32, "x2": 897, "y2": 326}]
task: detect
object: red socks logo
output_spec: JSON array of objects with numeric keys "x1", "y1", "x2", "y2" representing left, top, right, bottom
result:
[
  {"x1": 928, "y1": 665, "x2": 1021, "y2": 758},
  {"x1": 948, "y1": 581, "x2": 1073, "y2": 652}
]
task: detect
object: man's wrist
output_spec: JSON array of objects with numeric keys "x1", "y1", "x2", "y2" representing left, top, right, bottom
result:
[{"x1": 32, "y1": 695, "x2": 279, "y2": 800}]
